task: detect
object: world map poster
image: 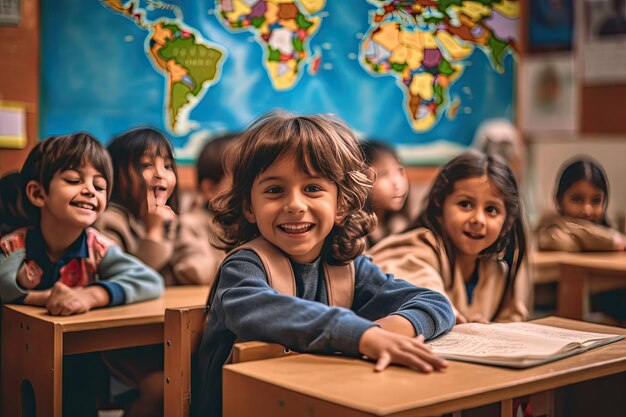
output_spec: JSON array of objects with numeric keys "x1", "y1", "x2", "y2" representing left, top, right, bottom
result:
[{"x1": 40, "y1": 0, "x2": 518, "y2": 164}]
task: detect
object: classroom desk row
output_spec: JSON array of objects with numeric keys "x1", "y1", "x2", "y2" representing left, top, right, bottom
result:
[
  {"x1": 529, "y1": 251, "x2": 626, "y2": 320},
  {"x1": 2, "y1": 251, "x2": 626, "y2": 417}
]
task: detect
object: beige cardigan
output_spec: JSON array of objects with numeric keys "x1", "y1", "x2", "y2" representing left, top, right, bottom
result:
[
  {"x1": 171, "y1": 206, "x2": 226, "y2": 285},
  {"x1": 367, "y1": 228, "x2": 528, "y2": 322},
  {"x1": 535, "y1": 215, "x2": 619, "y2": 252},
  {"x1": 93, "y1": 203, "x2": 175, "y2": 285}
]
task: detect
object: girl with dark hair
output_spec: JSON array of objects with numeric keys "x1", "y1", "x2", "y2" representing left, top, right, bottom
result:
[
  {"x1": 94, "y1": 127, "x2": 180, "y2": 283},
  {"x1": 536, "y1": 157, "x2": 625, "y2": 324},
  {"x1": 536, "y1": 157, "x2": 624, "y2": 249},
  {"x1": 369, "y1": 150, "x2": 529, "y2": 324},
  {"x1": 194, "y1": 111, "x2": 454, "y2": 417},
  {"x1": 359, "y1": 140, "x2": 411, "y2": 247}
]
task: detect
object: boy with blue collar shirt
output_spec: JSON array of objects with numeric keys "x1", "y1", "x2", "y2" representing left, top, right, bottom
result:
[{"x1": 0, "y1": 133, "x2": 163, "y2": 314}]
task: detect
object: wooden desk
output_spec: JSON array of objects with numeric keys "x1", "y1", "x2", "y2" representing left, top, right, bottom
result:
[
  {"x1": 223, "y1": 317, "x2": 626, "y2": 417},
  {"x1": 557, "y1": 252, "x2": 626, "y2": 320},
  {"x1": 1, "y1": 285, "x2": 209, "y2": 417},
  {"x1": 529, "y1": 252, "x2": 626, "y2": 320}
]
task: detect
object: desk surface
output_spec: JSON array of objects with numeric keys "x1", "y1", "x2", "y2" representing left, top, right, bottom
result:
[
  {"x1": 530, "y1": 251, "x2": 626, "y2": 270},
  {"x1": 2, "y1": 285, "x2": 209, "y2": 332},
  {"x1": 224, "y1": 317, "x2": 626, "y2": 416}
]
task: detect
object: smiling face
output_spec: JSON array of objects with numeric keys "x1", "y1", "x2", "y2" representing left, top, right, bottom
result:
[
  {"x1": 440, "y1": 175, "x2": 507, "y2": 262},
  {"x1": 140, "y1": 153, "x2": 177, "y2": 209},
  {"x1": 558, "y1": 179, "x2": 606, "y2": 223},
  {"x1": 371, "y1": 152, "x2": 409, "y2": 214},
  {"x1": 35, "y1": 162, "x2": 108, "y2": 231},
  {"x1": 244, "y1": 154, "x2": 341, "y2": 264}
]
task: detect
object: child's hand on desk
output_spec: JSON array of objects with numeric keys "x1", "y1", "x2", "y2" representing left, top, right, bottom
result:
[
  {"x1": 45, "y1": 282, "x2": 109, "y2": 316},
  {"x1": 358, "y1": 326, "x2": 448, "y2": 373}
]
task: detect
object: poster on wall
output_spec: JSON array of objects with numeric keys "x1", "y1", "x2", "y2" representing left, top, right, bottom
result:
[
  {"x1": 40, "y1": 0, "x2": 519, "y2": 165},
  {"x1": 580, "y1": 0, "x2": 626, "y2": 84},
  {"x1": 520, "y1": 53, "x2": 578, "y2": 133}
]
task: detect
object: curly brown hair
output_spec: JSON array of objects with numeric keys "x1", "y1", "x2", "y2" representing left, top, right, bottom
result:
[{"x1": 213, "y1": 111, "x2": 376, "y2": 264}]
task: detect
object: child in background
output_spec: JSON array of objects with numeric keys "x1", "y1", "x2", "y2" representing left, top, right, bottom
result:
[
  {"x1": 359, "y1": 140, "x2": 411, "y2": 247},
  {"x1": 535, "y1": 158, "x2": 625, "y2": 251},
  {"x1": 94, "y1": 127, "x2": 180, "y2": 285},
  {"x1": 171, "y1": 133, "x2": 237, "y2": 284},
  {"x1": 535, "y1": 158, "x2": 626, "y2": 324},
  {"x1": 93, "y1": 127, "x2": 180, "y2": 417},
  {"x1": 369, "y1": 151, "x2": 529, "y2": 324},
  {"x1": 0, "y1": 171, "x2": 29, "y2": 236},
  {"x1": 194, "y1": 112, "x2": 454, "y2": 417},
  {"x1": 0, "y1": 134, "x2": 163, "y2": 416}
]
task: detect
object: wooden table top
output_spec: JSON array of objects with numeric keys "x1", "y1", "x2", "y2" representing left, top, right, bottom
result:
[
  {"x1": 224, "y1": 317, "x2": 626, "y2": 416},
  {"x1": 2, "y1": 285, "x2": 209, "y2": 332}
]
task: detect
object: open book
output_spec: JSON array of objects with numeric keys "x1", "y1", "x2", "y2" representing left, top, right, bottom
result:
[{"x1": 427, "y1": 322, "x2": 624, "y2": 368}]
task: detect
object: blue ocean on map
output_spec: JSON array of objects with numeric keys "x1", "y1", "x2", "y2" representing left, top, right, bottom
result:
[{"x1": 41, "y1": 0, "x2": 516, "y2": 164}]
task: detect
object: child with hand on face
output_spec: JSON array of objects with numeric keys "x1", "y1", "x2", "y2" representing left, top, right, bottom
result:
[
  {"x1": 359, "y1": 140, "x2": 411, "y2": 247},
  {"x1": 194, "y1": 112, "x2": 454, "y2": 417},
  {"x1": 94, "y1": 127, "x2": 180, "y2": 285},
  {"x1": 369, "y1": 151, "x2": 529, "y2": 324},
  {"x1": 536, "y1": 157, "x2": 626, "y2": 324},
  {"x1": 92, "y1": 127, "x2": 180, "y2": 417}
]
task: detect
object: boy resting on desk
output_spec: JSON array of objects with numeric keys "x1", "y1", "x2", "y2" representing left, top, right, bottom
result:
[{"x1": 0, "y1": 133, "x2": 163, "y2": 313}]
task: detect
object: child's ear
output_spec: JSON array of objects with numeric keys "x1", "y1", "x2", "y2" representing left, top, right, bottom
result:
[
  {"x1": 243, "y1": 203, "x2": 256, "y2": 224},
  {"x1": 25, "y1": 181, "x2": 47, "y2": 208}
]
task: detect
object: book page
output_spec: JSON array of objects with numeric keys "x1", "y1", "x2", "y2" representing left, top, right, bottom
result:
[{"x1": 428, "y1": 322, "x2": 621, "y2": 359}]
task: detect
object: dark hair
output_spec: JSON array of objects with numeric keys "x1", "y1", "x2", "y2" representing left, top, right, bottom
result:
[
  {"x1": 19, "y1": 133, "x2": 113, "y2": 222},
  {"x1": 359, "y1": 140, "x2": 399, "y2": 166},
  {"x1": 0, "y1": 171, "x2": 30, "y2": 234},
  {"x1": 196, "y1": 132, "x2": 239, "y2": 187},
  {"x1": 411, "y1": 150, "x2": 526, "y2": 320},
  {"x1": 107, "y1": 127, "x2": 179, "y2": 218},
  {"x1": 554, "y1": 157, "x2": 610, "y2": 226},
  {"x1": 213, "y1": 111, "x2": 376, "y2": 264}
]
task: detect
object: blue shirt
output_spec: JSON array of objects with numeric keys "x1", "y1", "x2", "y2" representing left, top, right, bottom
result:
[{"x1": 194, "y1": 250, "x2": 455, "y2": 417}]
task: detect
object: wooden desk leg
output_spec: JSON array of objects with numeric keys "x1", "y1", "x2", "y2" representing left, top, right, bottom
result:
[
  {"x1": 500, "y1": 398, "x2": 513, "y2": 417},
  {"x1": 2, "y1": 308, "x2": 64, "y2": 417},
  {"x1": 557, "y1": 265, "x2": 588, "y2": 320}
]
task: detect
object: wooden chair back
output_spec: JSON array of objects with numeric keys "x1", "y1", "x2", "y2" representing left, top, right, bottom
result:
[{"x1": 163, "y1": 306, "x2": 294, "y2": 417}]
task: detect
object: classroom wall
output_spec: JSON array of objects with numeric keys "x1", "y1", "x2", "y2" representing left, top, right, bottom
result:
[{"x1": 0, "y1": 0, "x2": 39, "y2": 174}]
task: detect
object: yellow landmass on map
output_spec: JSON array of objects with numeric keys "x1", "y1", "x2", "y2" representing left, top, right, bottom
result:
[
  {"x1": 413, "y1": 111, "x2": 435, "y2": 131},
  {"x1": 297, "y1": 0, "x2": 326, "y2": 14},
  {"x1": 453, "y1": 2, "x2": 491, "y2": 21},
  {"x1": 409, "y1": 72, "x2": 434, "y2": 100},
  {"x1": 422, "y1": 32, "x2": 438, "y2": 49},
  {"x1": 436, "y1": 31, "x2": 473, "y2": 60},
  {"x1": 224, "y1": 0, "x2": 252, "y2": 22},
  {"x1": 493, "y1": 0, "x2": 519, "y2": 18},
  {"x1": 267, "y1": 60, "x2": 298, "y2": 89},
  {"x1": 372, "y1": 23, "x2": 400, "y2": 52}
]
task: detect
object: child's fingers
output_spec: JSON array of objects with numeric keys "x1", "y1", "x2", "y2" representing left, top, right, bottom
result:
[{"x1": 374, "y1": 352, "x2": 391, "y2": 372}]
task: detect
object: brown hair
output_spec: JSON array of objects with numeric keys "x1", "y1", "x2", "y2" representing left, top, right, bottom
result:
[
  {"x1": 19, "y1": 133, "x2": 113, "y2": 222},
  {"x1": 213, "y1": 111, "x2": 375, "y2": 264}
]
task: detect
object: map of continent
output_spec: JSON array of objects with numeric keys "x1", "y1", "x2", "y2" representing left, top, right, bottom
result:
[
  {"x1": 101, "y1": 0, "x2": 226, "y2": 134},
  {"x1": 360, "y1": 0, "x2": 518, "y2": 132},
  {"x1": 216, "y1": 0, "x2": 325, "y2": 90}
]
